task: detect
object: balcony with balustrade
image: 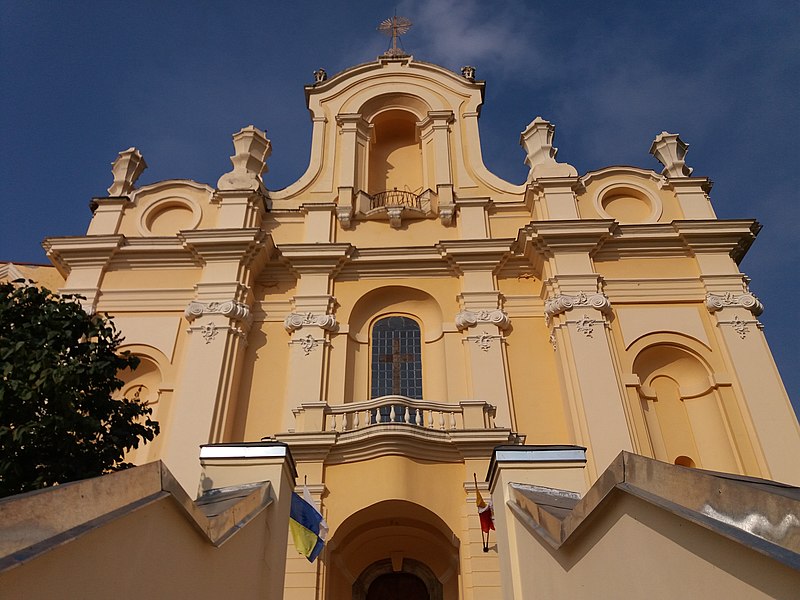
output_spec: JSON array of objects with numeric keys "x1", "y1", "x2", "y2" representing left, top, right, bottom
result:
[{"x1": 278, "y1": 396, "x2": 519, "y2": 463}]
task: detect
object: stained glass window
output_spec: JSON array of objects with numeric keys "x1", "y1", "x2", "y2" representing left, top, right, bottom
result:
[{"x1": 370, "y1": 316, "x2": 423, "y2": 400}]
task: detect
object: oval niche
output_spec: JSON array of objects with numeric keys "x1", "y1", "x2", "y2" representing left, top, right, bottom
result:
[
  {"x1": 595, "y1": 184, "x2": 662, "y2": 224},
  {"x1": 139, "y1": 197, "x2": 201, "y2": 236}
]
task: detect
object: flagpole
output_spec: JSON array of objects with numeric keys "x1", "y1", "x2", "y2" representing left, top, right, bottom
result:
[{"x1": 473, "y1": 473, "x2": 488, "y2": 552}]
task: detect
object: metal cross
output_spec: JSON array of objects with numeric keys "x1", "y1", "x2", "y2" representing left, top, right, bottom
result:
[{"x1": 380, "y1": 337, "x2": 414, "y2": 394}]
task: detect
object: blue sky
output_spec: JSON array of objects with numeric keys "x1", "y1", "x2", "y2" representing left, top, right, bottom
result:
[{"x1": 1, "y1": 1, "x2": 798, "y2": 416}]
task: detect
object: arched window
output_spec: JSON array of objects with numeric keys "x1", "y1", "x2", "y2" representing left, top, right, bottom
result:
[{"x1": 371, "y1": 316, "x2": 423, "y2": 399}]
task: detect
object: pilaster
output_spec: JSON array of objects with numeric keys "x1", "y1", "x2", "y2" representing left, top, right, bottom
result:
[
  {"x1": 279, "y1": 243, "x2": 354, "y2": 431},
  {"x1": 163, "y1": 228, "x2": 273, "y2": 492},
  {"x1": 440, "y1": 240, "x2": 515, "y2": 429},
  {"x1": 704, "y1": 291, "x2": 800, "y2": 485}
]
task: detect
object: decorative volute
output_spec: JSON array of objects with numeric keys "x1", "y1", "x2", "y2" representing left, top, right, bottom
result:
[
  {"x1": 107, "y1": 147, "x2": 147, "y2": 196},
  {"x1": 650, "y1": 131, "x2": 693, "y2": 177},
  {"x1": 217, "y1": 125, "x2": 272, "y2": 191},
  {"x1": 520, "y1": 117, "x2": 577, "y2": 179}
]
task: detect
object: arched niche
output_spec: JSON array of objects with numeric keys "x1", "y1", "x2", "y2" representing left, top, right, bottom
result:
[
  {"x1": 116, "y1": 344, "x2": 173, "y2": 463},
  {"x1": 631, "y1": 342, "x2": 740, "y2": 473},
  {"x1": 367, "y1": 109, "x2": 424, "y2": 196},
  {"x1": 343, "y1": 286, "x2": 446, "y2": 403},
  {"x1": 327, "y1": 500, "x2": 459, "y2": 600}
]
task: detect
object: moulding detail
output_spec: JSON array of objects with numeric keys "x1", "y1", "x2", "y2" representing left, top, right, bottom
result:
[
  {"x1": 291, "y1": 333, "x2": 328, "y2": 355},
  {"x1": 284, "y1": 312, "x2": 337, "y2": 333},
  {"x1": 186, "y1": 322, "x2": 248, "y2": 343},
  {"x1": 705, "y1": 292, "x2": 764, "y2": 316},
  {"x1": 717, "y1": 314, "x2": 762, "y2": 340},
  {"x1": 544, "y1": 291, "x2": 612, "y2": 324},
  {"x1": 575, "y1": 314, "x2": 595, "y2": 337},
  {"x1": 549, "y1": 333, "x2": 557, "y2": 351},
  {"x1": 455, "y1": 309, "x2": 510, "y2": 331},
  {"x1": 387, "y1": 206, "x2": 403, "y2": 229},
  {"x1": 439, "y1": 203, "x2": 455, "y2": 226},
  {"x1": 201, "y1": 322, "x2": 219, "y2": 344},
  {"x1": 464, "y1": 330, "x2": 502, "y2": 352},
  {"x1": 336, "y1": 205, "x2": 353, "y2": 229}
]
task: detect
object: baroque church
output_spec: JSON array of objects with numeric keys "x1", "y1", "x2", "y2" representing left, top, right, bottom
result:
[{"x1": 2, "y1": 29, "x2": 799, "y2": 600}]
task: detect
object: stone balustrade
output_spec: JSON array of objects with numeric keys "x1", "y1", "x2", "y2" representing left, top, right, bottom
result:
[{"x1": 292, "y1": 397, "x2": 497, "y2": 433}]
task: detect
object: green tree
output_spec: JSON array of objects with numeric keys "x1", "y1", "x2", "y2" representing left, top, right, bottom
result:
[{"x1": 0, "y1": 281, "x2": 159, "y2": 497}]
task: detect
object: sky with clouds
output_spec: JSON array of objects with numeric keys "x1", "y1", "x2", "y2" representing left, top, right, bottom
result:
[{"x1": 1, "y1": 1, "x2": 798, "y2": 416}]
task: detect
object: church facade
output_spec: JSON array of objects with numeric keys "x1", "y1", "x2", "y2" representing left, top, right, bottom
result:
[{"x1": 5, "y1": 51, "x2": 800, "y2": 598}]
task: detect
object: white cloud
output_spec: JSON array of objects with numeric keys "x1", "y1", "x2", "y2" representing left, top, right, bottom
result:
[{"x1": 398, "y1": 0, "x2": 543, "y2": 77}]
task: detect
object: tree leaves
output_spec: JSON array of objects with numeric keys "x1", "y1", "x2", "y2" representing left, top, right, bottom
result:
[{"x1": 0, "y1": 282, "x2": 159, "y2": 497}]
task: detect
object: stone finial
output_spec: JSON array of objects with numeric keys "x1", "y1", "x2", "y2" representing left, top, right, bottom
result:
[
  {"x1": 313, "y1": 68, "x2": 327, "y2": 83},
  {"x1": 107, "y1": 147, "x2": 147, "y2": 196},
  {"x1": 216, "y1": 125, "x2": 271, "y2": 191},
  {"x1": 520, "y1": 117, "x2": 577, "y2": 179},
  {"x1": 461, "y1": 65, "x2": 476, "y2": 81},
  {"x1": 650, "y1": 132, "x2": 693, "y2": 177}
]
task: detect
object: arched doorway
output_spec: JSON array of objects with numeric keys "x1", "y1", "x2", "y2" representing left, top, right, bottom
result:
[
  {"x1": 326, "y1": 500, "x2": 459, "y2": 599},
  {"x1": 354, "y1": 558, "x2": 441, "y2": 600}
]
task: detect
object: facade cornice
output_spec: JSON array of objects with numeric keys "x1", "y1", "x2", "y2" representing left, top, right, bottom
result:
[
  {"x1": 579, "y1": 165, "x2": 663, "y2": 187},
  {"x1": 515, "y1": 220, "x2": 617, "y2": 261},
  {"x1": 43, "y1": 235, "x2": 125, "y2": 276},
  {"x1": 437, "y1": 239, "x2": 515, "y2": 273},
  {"x1": 110, "y1": 238, "x2": 204, "y2": 269},
  {"x1": 671, "y1": 220, "x2": 760, "y2": 264},
  {"x1": 179, "y1": 228, "x2": 274, "y2": 265},
  {"x1": 277, "y1": 243, "x2": 354, "y2": 277}
]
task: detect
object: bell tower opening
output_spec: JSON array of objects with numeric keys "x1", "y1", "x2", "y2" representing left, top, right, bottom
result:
[{"x1": 368, "y1": 109, "x2": 423, "y2": 197}]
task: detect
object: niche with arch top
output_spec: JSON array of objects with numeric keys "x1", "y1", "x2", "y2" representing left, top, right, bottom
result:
[
  {"x1": 138, "y1": 196, "x2": 202, "y2": 237},
  {"x1": 594, "y1": 183, "x2": 662, "y2": 224},
  {"x1": 633, "y1": 343, "x2": 739, "y2": 472},
  {"x1": 368, "y1": 109, "x2": 424, "y2": 196}
]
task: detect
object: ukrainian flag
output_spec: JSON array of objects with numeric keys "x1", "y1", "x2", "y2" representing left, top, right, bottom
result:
[{"x1": 289, "y1": 486, "x2": 327, "y2": 562}]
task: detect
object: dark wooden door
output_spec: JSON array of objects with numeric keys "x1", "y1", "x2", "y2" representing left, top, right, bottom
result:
[{"x1": 366, "y1": 572, "x2": 430, "y2": 600}]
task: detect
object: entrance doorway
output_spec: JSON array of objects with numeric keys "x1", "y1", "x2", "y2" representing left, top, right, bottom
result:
[
  {"x1": 366, "y1": 572, "x2": 429, "y2": 600},
  {"x1": 354, "y1": 558, "x2": 441, "y2": 600}
]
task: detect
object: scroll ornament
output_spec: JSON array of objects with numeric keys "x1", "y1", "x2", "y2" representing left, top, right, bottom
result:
[
  {"x1": 705, "y1": 292, "x2": 763, "y2": 316},
  {"x1": 284, "y1": 312, "x2": 337, "y2": 333},
  {"x1": 455, "y1": 309, "x2": 510, "y2": 331},
  {"x1": 185, "y1": 300, "x2": 252, "y2": 324},
  {"x1": 544, "y1": 291, "x2": 612, "y2": 321}
]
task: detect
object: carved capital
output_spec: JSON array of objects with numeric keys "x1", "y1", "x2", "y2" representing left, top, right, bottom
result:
[
  {"x1": 217, "y1": 125, "x2": 271, "y2": 191},
  {"x1": 705, "y1": 292, "x2": 763, "y2": 316},
  {"x1": 108, "y1": 147, "x2": 147, "y2": 196},
  {"x1": 650, "y1": 132, "x2": 693, "y2": 178},
  {"x1": 284, "y1": 312, "x2": 337, "y2": 333},
  {"x1": 544, "y1": 291, "x2": 612, "y2": 321},
  {"x1": 455, "y1": 309, "x2": 510, "y2": 331},
  {"x1": 185, "y1": 300, "x2": 252, "y2": 325}
]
